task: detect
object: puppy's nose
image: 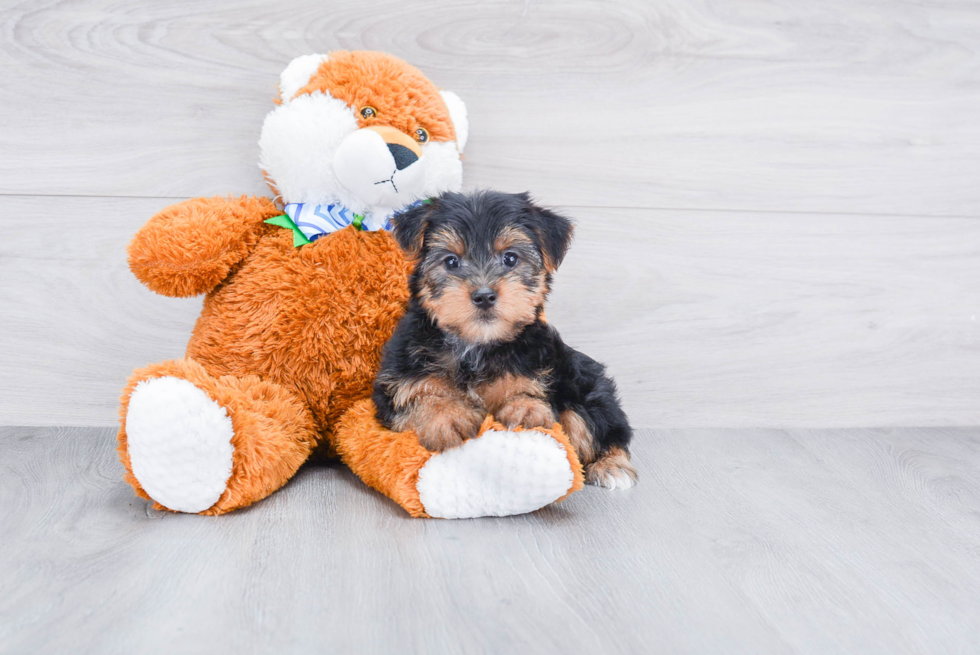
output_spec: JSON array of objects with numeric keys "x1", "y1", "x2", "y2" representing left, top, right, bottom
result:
[
  {"x1": 387, "y1": 143, "x2": 419, "y2": 170},
  {"x1": 471, "y1": 287, "x2": 497, "y2": 309}
]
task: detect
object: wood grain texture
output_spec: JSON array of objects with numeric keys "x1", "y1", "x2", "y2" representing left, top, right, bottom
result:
[
  {"x1": 4, "y1": 3, "x2": 980, "y2": 653},
  {"x1": 1, "y1": 0, "x2": 980, "y2": 215},
  {"x1": 0, "y1": 1, "x2": 978, "y2": 425},
  {"x1": 2, "y1": 426, "x2": 980, "y2": 654},
  {"x1": 1, "y1": 196, "x2": 977, "y2": 428}
]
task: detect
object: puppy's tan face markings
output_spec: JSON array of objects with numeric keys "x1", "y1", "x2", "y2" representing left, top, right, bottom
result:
[
  {"x1": 428, "y1": 227, "x2": 466, "y2": 258},
  {"x1": 417, "y1": 224, "x2": 550, "y2": 344},
  {"x1": 494, "y1": 226, "x2": 533, "y2": 254}
]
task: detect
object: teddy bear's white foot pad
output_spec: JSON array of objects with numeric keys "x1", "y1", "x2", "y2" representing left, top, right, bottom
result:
[
  {"x1": 126, "y1": 376, "x2": 235, "y2": 513},
  {"x1": 416, "y1": 428, "x2": 574, "y2": 519}
]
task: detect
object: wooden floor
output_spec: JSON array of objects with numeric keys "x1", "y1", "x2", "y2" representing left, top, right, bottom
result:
[
  {"x1": 3, "y1": 426, "x2": 980, "y2": 654},
  {"x1": 2, "y1": 0, "x2": 980, "y2": 652}
]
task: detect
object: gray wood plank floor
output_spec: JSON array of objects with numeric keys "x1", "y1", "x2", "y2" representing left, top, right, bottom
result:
[{"x1": 3, "y1": 426, "x2": 980, "y2": 655}]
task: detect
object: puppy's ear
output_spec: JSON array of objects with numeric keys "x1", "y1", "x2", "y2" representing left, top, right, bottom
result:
[
  {"x1": 390, "y1": 200, "x2": 436, "y2": 258},
  {"x1": 520, "y1": 193, "x2": 575, "y2": 273}
]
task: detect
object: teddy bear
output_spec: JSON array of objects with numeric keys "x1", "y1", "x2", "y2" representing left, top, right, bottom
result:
[{"x1": 117, "y1": 51, "x2": 584, "y2": 519}]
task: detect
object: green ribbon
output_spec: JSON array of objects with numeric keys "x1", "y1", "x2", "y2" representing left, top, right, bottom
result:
[
  {"x1": 264, "y1": 213, "x2": 311, "y2": 247},
  {"x1": 266, "y1": 200, "x2": 432, "y2": 248}
]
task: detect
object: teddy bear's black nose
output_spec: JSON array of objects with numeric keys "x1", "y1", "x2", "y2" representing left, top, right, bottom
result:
[{"x1": 387, "y1": 143, "x2": 419, "y2": 170}]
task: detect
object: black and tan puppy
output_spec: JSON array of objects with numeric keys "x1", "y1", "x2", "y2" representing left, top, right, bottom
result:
[{"x1": 373, "y1": 190, "x2": 636, "y2": 488}]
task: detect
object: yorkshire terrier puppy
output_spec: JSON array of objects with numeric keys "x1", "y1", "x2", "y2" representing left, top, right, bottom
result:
[{"x1": 373, "y1": 190, "x2": 636, "y2": 489}]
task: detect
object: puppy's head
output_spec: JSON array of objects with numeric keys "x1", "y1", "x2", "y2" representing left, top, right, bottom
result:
[{"x1": 391, "y1": 191, "x2": 574, "y2": 344}]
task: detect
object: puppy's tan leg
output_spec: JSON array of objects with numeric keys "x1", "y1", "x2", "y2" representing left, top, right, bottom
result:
[
  {"x1": 476, "y1": 374, "x2": 555, "y2": 430},
  {"x1": 390, "y1": 376, "x2": 484, "y2": 452},
  {"x1": 559, "y1": 409, "x2": 596, "y2": 465},
  {"x1": 586, "y1": 446, "x2": 638, "y2": 490}
]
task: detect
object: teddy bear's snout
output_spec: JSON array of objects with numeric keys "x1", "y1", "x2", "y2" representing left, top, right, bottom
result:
[{"x1": 333, "y1": 127, "x2": 428, "y2": 207}]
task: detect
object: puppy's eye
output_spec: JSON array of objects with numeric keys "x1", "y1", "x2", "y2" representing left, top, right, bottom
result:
[
  {"x1": 502, "y1": 252, "x2": 519, "y2": 268},
  {"x1": 415, "y1": 127, "x2": 429, "y2": 143},
  {"x1": 360, "y1": 106, "x2": 377, "y2": 119},
  {"x1": 444, "y1": 255, "x2": 460, "y2": 270}
]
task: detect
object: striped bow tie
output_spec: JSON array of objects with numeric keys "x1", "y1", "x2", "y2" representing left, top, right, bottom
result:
[{"x1": 264, "y1": 200, "x2": 426, "y2": 247}]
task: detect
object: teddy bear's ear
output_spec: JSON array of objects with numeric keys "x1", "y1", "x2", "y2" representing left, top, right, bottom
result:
[
  {"x1": 519, "y1": 193, "x2": 575, "y2": 273},
  {"x1": 440, "y1": 91, "x2": 468, "y2": 153},
  {"x1": 390, "y1": 200, "x2": 437, "y2": 259},
  {"x1": 278, "y1": 54, "x2": 329, "y2": 103}
]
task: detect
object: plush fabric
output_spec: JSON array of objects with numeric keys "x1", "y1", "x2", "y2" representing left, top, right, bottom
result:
[
  {"x1": 293, "y1": 50, "x2": 457, "y2": 143},
  {"x1": 127, "y1": 196, "x2": 279, "y2": 298},
  {"x1": 182, "y1": 219, "x2": 413, "y2": 438},
  {"x1": 334, "y1": 405, "x2": 585, "y2": 518},
  {"x1": 333, "y1": 400, "x2": 435, "y2": 517},
  {"x1": 116, "y1": 51, "x2": 584, "y2": 519},
  {"x1": 126, "y1": 375, "x2": 235, "y2": 513},
  {"x1": 118, "y1": 356, "x2": 318, "y2": 515}
]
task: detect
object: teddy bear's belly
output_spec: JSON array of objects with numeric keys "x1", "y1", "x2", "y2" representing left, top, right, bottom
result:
[{"x1": 185, "y1": 227, "x2": 413, "y2": 435}]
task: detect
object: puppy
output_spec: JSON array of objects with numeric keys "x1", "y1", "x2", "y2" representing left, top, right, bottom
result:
[{"x1": 373, "y1": 190, "x2": 636, "y2": 489}]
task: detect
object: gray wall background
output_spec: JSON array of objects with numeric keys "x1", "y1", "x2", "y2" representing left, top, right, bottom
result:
[{"x1": 1, "y1": 0, "x2": 978, "y2": 428}]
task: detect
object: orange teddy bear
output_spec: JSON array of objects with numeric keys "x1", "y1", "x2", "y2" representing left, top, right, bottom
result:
[{"x1": 117, "y1": 51, "x2": 583, "y2": 518}]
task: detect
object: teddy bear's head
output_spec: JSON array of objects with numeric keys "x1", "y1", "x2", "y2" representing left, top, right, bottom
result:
[{"x1": 258, "y1": 51, "x2": 467, "y2": 223}]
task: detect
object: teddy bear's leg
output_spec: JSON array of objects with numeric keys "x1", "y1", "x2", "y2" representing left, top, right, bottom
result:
[
  {"x1": 332, "y1": 400, "x2": 585, "y2": 519},
  {"x1": 118, "y1": 358, "x2": 318, "y2": 515}
]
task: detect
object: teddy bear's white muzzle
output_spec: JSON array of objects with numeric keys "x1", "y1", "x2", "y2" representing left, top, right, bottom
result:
[{"x1": 334, "y1": 129, "x2": 427, "y2": 209}]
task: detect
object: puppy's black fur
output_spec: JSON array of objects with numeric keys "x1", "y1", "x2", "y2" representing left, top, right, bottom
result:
[{"x1": 373, "y1": 190, "x2": 636, "y2": 487}]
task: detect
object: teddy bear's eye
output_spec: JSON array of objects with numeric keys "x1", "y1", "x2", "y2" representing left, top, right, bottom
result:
[
  {"x1": 360, "y1": 106, "x2": 377, "y2": 119},
  {"x1": 415, "y1": 127, "x2": 429, "y2": 143}
]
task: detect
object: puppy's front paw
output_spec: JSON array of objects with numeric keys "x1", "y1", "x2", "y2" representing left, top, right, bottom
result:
[
  {"x1": 413, "y1": 402, "x2": 484, "y2": 452},
  {"x1": 496, "y1": 396, "x2": 556, "y2": 430},
  {"x1": 585, "y1": 447, "x2": 638, "y2": 490}
]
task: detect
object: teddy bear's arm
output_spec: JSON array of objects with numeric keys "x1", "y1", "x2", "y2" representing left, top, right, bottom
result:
[{"x1": 128, "y1": 196, "x2": 281, "y2": 297}]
